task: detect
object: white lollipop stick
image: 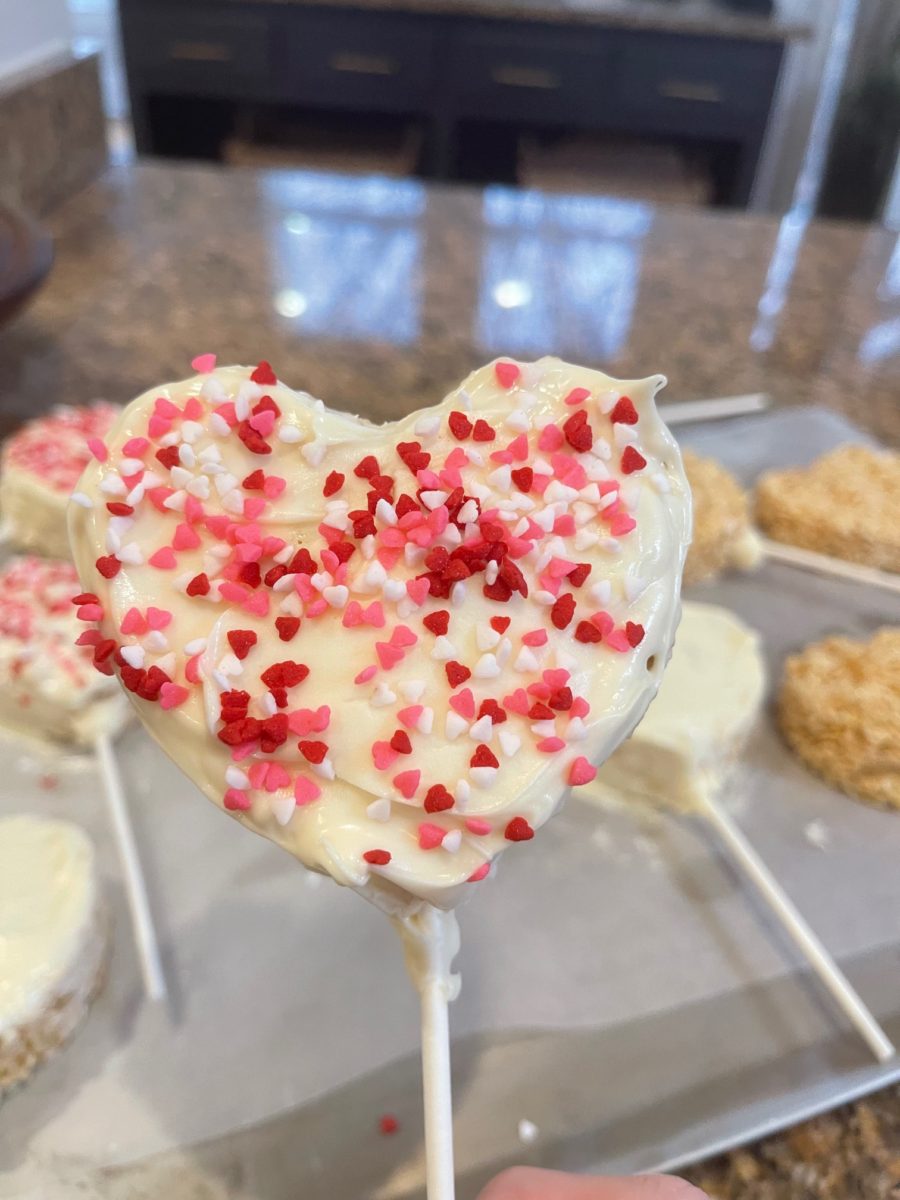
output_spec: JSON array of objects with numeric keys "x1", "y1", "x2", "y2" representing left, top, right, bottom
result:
[
  {"x1": 94, "y1": 733, "x2": 167, "y2": 1002},
  {"x1": 700, "y1": 792, "x2": 894, "y2": 1063},
  {"x1": 759, "y1": 535, "x2": 900, "y2": 597},
  {"x1": 399, "y1": 904, "x2": 457, "y2": 1200},
  {"x1": 663, "y1": 393, "x2": 771, "y2": 425}
]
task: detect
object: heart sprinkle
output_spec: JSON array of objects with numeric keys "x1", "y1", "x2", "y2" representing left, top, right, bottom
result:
[{"x1": 68, "y1": 358, "x2": 690, "y2": 910}]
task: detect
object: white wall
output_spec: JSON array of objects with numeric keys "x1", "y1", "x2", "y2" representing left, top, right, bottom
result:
[{"x1": 0, "y1": 0, "x2": 72, "y2": 83}]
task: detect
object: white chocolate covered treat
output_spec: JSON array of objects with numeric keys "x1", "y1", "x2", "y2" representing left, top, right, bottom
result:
[
  {"x1": 0, "y1": 556, "x2": 130, "y2": 748},
  {"x1": 69, "y1": 357, "x2": 691, "y2": 915},
  {"x1": 0, "y1": 815, "x2": 107, "y2": 1090},
  {"x1": 0, "y1": 404, "x2": 119, "y2": 559},
  {"x1": 594, "y1": 601, "x2": 766, "y2": 811}
]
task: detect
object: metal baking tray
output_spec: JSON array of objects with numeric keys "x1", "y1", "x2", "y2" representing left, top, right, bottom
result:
[{"x1": 1, "y1": 406, "x2": 899, "y2": 1200}]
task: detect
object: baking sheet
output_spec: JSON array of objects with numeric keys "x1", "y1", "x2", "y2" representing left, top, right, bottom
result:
[{"x1": 1, "y1": 406, "x2": 899, "y2": 1198}]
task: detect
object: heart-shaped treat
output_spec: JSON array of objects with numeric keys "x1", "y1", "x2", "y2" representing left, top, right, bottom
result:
[{"x1": 69, "y1": 357, "x2": 690, "y2": 913}]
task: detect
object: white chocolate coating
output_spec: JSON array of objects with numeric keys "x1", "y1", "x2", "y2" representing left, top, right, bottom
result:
[
  {"x1": 596, "y1": 601, "x2": 767, "y2": 811},
  {"x1": 0, "y1": 404, "x2": 118, "y2": 559},
  {"x1": 69, "y1": 359, "x2": 690, "y2": 915},
  {"x1": 0, "y1": 816, "x2": 103, "y2": 1038},
  {"x1": 0, "y1": 556, "x2": 130, "y2": 748}
]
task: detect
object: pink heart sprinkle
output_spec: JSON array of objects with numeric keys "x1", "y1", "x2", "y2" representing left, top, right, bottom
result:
[
  {"x1": 538, "y1": 424, "x2": 564, "y2": 452},
  {"x1": 568, "y1": 756, "x2": 597, "y2": 786},
  {"x1": 537, "y1": 737, "x2": 566, "y2": 753},
  {"x1": 192, "y1": 353, "x2": 217, "y2": 373},
  {"x1": 236, "y1": 543, "x2": 262, "y2": 563},
  {"x1": 263, "y1": 475, "x2": 286, "y2": 498},
  {"x1": 418, "y1": 822, "x2": 445, "y2": 850},
  {"x1": 354, "y1": 665, "x2": 378, "y2": 685},
  {"x1": 503, "y1": 688, "x2": 530, "y2": 715},
  {"x1": 522, "y1": 629, "x2": 548, "y2": 647},
  {"x1": 553, "y1": 515, "x2": 576, "y2": 537},
  {"x1": 120, "y1": 607, "x2": 147, "y2": 635},
  {"x1": 591, "y1": 611, "x2": 615, "y2": 637},
  {"x1": 159, "y1": 682, "x2": 189, "y2": 710},
  {"x1": 185, "y1": 655, "x2": 201, "y2": 684},
  {"x1": 343, "y1": 601, "x2": 364, "y2": 628},
  {"x1": 244, "y1": 592, "x2": 270, "y2": 617},
  {"x1": 393, "y1": 769, "x2": 421, "y2": 798},
  {"x1": 444, "y1": 448, "x2": 468, "y2": 469},
  {"x1": 449, "y1": 688, "x2": 476, "y2": 719},
  {"x1": 543, "y1": 668, "x2": 570, "y2": 688},
  {"x1": 76, "y1": 604, "x2": 103, "y2": 622},
  {"x1": 605, "y1": 629, "x2": 632, "y2": 653},
  {"x1": 507, "y1": 434, "x2": 529, "y2": 461},
  {"x1": 249, "y1": 410, "x2": 276, "y2": 436},
  {"x1": 244, "y1": 498, "x2": 267, "y2": 520},
  {"x1": 363, "y1": 601, "x2": 385, "y2": 627},
  {"x1": 390, "y1": 624, "x2": 417, "y2": 648},
  {"x1": 406, "y1": 525, "x2": 434, "y2": 548},
  {"x1": 213, "y1": 402, "x2": 237, "y2": 427},
  {"x1": 527, "y1": 682, "x2": 551, "y2": 699},
  {"x1": 154, "y1": 397, "x2": 180, "y2": 419},
  {"x1": 183, "y1": 396, "x2": 204, "y2": 420},
  {"x1": 266, "y1": 763, "x2": 292, "y2": 792},
  {"x1": 489, "y1": 449, "x2": 514, "y2": 465},
  {"x1": 146, "y1": 606, "x2": 172, "y2": 630},
  {"x1": 609, "y1": 513, "x2": 637, "y2": 537},
  {"x1": 468, "y1": 862, "x2": 491, "y2": 882},
  {"x1": 224, "y1": 788, "x2": 251, "y2": 811},
  {"x1": 248, "y1": 762, "x2": 270, "y2": 789},
  {"x1": 76, "y1": 630, "x2": 103, "y2": 646},
  {"x1": 173, "y1": 523, "x2": 201, "y2": 551},
  {"x1": 372, "y1": 741, "x2": 399, "y2": 771},
  {"x1": 571, "y1": 697, "x2": 590, "y2": 718},
  {"x1": 123, "y1": 437, "x2": 149, "y2": 458},
  {"x1": 149, "y1": 547, "x2": 177, "y2": 569},
  {"x1": 148, "y1": 415, "x2": 171, "y2": 439},
  {"x1": 465, "y1": 817, "x2": 492, "y2": 836},
  {"x1": 397, "y1": 705, "x2": 423, "y2": 729},
  {"x1": 376, "y1": 642, "x2": 404, "y2": 670},
  {"x1": 86, "y1": 438, "x2": 107, "y2": 463},
  {"x1": 294, "y1": 776, "x2": 322, "y2": 806}
]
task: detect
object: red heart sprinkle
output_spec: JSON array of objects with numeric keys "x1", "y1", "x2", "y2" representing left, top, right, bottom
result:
[
  {"x1": 551, "y1": 593, "x2": 576, "y2": 629},
  {"x1": 423, "y1": 610, "x2": 450, "y2": 636},
  {"x1": 470, "y1": 745, "x2": 499, "y2": 769},
  {"x1": 448, "y1": 411, "x2": 472, "y2": 440},
  {"x1": 575, "y1": 620, "x2": 603, "y2": 643},
  {"x1": 275, "y1": 616, "x2": 301, "y2": 641},
  {"x1": 511, "y1": 467, "x2": 534, "y2": 492},
  {"x1": 621, "y1": 446, "x2": 647, "y2": 474},
  {"x1": 424, "y1": 784, "x2": 455, "y2": 813},
  {"x1": 364, "y1": 849, "x2": 391, "y2": 866},
  {"x1": 610, "y1": 397, "x2": 639, "y2": 424},
  {"x1": 445, "y1": 661, "x2": 471, "y2": 687},
  {"x1": 155, "y1": 446, "x2": 180, "y2": 470},
  {"x1": 250, "y1": 361, "x2": 277, "y2": 385},
  {"x1": 390, "y1": 730, "x2": 413, "y2": 754},
  {"x1": 625, "y1": 621, "x2": 645, "y2": 646},
  {"x1": 95, "y1": 555, "x2": 121, "y2": 579},
  {"x1": 490, "y1": 616, "x2": 511, "y2": 634},
  {"x1": 563, "y1": 410, "x2": 593, "y2": 453},
  {"x1": 186, "y1": 573, "x2": 210, "y2": 596},
  {"x1": 323, "y1": 471, "x2": 344, "y2": 497},
  {"x1": 298, "y1": 740, "x2": 328, "y2": 763},
  {"x1": 242, "y1": 469, "x2": 266, "y2": 490},
  {"x1": 505, "y1": 816, "x2": 534, "y2": 841},
  {"x1": 354, "y1": 455, "x2": 380, "y2": 480},
  {"x1": 478, "y1": 699, "x2": 507, "y2": 724},
  {"x1": 472, "y1": 419, "x2": 496, "y2": 442},
  {"x1": 227, "y1": 629, "x2": 258, "y2": 660}
]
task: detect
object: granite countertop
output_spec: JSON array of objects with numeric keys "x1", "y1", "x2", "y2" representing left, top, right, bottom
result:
[
  {"x1": 1, "y1": 161, "x2": 898, "y2": 1197},
  {"x1": 223, "y1": 0, "x2": 812, "y2": 40}
]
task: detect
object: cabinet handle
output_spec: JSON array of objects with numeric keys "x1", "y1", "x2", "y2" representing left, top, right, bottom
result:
[
  {"x1": 168, "y1": 40, "x2": 233, "y2": 63},
  {"x1": 657, "y1": 80, "x2": 722, "y2": 104},
  {"x1": 490, "y1": 65, "x2": 560, "y2": 90},
  {"x1": 328, "y1": 51, "x2": 398, "y2": 76}
]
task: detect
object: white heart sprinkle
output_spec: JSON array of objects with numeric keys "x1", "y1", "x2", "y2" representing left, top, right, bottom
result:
[
  {"x1": 162, "y1": 490, "x2": 187, "y2": 512},
  {"x1": 120, "y1": 644, "x2": 145, "y2": 669},
  {"x1": 323, "y1": 585, "x2": 348, "y2": 609},
  {"x1": 371, "y1": 683, "x2": 397, "y2": 708},
  {"x1": 476, "y1": 624, "x2": 501, "y2": 651},
  {"x1": 442, "y1": 830, "x2": 462, "y2": 853},
  {"x1": 470, "y1": 766, "x2": 498, "y2": 789},
  {"x1": 145, "y1": 631, "x2": 168, "y2": 652},
  {"x1": 473, "y1": 653, "x2": 500, "y2": 679},
  {"x1": 514, "y1": 647, "x2": 540, "y2": 673},
  {"x1": 277, "y1": 424, "x2": 303, "y2": 443},
  {"x1": 454, "y1": 780, "x2": 471, "y2": 806},
  {"x1": 499, "y1": 730, "x2": 521, "y2": 757},
  {"x1": 469, "y1": 715, "x2": 494, "y2": 743},
  {"x1": 400, "y1": 679, "x2": 426, "y2": 702},
  {"x1": 271, "y1": 796, "x2": 296, "y2": 826},
  {"x1": 375, "y1": 498, "x2": 398, "y2": 526},
  {"x1": 382, "y1": 579, "x2": 405, "y2": 602},
  {"x1": 417, "y1": 708, "x2": 434, "y2": 735},
  {"x1": 589, "y1": 580, "x2": 612, "y2": 605},
  {"x1": 367, "y1": 797, "x2": 391, "y2": 822},
  {"x1": 431, "y1": 636, "x2": 458, "y2": 662},
  {"x1": 420, "y1": 490, "x2": 449, "y2": 510},
  {"x1": 301, "y1": 440, "x2": 326, "y2": 466},
  {"x1": 70, "y1": 491, "x2": 94, "y2": 508},
  {"x1": 184, "y1": 638, "x2": 208, "y2": 656},
  {"x1": 445, "y1": 712, "x2": 469, "y2": 741},
  {"x1": 567, "y1": 717, "x2": 588, "y2": 741},
  {"x1": 226, "y1": 766, "x2": 249, "y2": 789}
]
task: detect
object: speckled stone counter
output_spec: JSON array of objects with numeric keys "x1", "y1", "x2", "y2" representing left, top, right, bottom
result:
[{"x1": 0, "y1": 162, "x2": 898, "y2": 1198}]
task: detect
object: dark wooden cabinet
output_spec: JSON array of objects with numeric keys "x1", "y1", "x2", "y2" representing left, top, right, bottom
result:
[{"x1": 120, "y1": 0, "x2": 791, "y2": 205}]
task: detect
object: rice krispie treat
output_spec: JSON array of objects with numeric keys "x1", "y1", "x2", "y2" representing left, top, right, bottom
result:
[
  {"x1": 778, "y1": 628, "x2": 900, "y2": 811},
  {"x1": 683, "y1": 450, "x2": 762, "y2": 586},
  {"x1": 0, "y1": 816, "x2": 107, "y2": 1090},
  {"x1": 756, "y1": 445, "x2": 900, "y2": 573}
]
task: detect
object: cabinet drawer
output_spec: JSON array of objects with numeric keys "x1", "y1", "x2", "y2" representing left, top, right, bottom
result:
[
  {"x1": 287, "y1": 13, "x2": 437, "y2": 114},
  {"x1": 447, "y1": 29, "x2": 614, "y2": 126},
  {"x1": 619, "y1": 36, "x2": 780, "y2": 131},
  {"x1": 125, "y1": 11, "x2": 272, "y2": 95}
]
